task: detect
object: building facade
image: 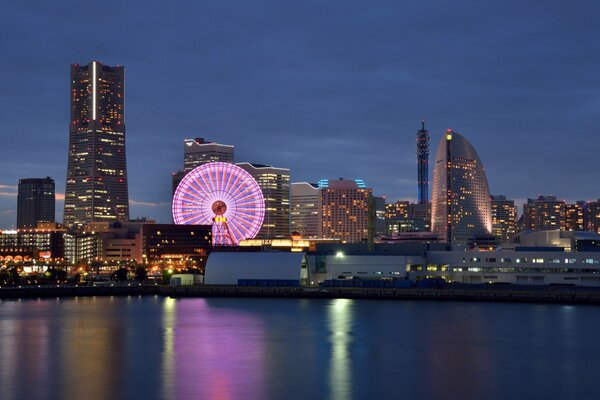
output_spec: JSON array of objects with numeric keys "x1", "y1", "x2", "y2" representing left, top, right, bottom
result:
[
  {"x1": 491, "y1": 195, "x2": 517, "y2": 242},
  {"x1": 17, "y1": 177, "x2": 55, "y2": 229},
  {"x1": 565, "y1": 202, "x2": 585, "y2": 232},
  {"x1": 586, "y1": 200, "x2": 600, "y2": 234},
  {"x1": 320, "y1": 179, "x2": 371, "y2": 243},
  {"x1": 172, "y1": 138, "x2": 235, "y2": 195},
  {"x1": 64, "y1": 61, "x2": 129, "y2": 226},
  {"x1": 431, "y1": 130, "x2": 492, "y2": 244},
  {"x1": 522, "y1": 196, "x2": 566, "y2": 231},
  {"x1": 237, "y1": 163, "x2": 290, "y2": 238},
  {"x1": 290, "y1": 182, "x2": 321, "y2": 238}
]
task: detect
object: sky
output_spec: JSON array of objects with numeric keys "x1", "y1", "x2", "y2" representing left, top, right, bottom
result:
[{"x1": 1, "y1": 0, "x2": 600, "y2": 227}]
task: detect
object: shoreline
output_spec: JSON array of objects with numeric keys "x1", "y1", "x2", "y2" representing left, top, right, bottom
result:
[{"x1": 2, "y1": 284, "x2": 600, "y2": 305}]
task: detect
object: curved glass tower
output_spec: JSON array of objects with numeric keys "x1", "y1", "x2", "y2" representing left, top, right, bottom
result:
[{"x1": 431, "y1": 130, "x2": 491, "y2": 244}]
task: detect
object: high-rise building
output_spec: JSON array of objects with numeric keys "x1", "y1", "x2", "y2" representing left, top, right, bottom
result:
[
  {"x1": 172, "y1": 138, "x2": 235, "y2": 195},
  {"x1": 17, "y1": 177, "x2": 55, "y2": 229},
  {"x1": 237, "y1": 163, "x2": 290, "y2": 238},
  {"x1": 522, "y1": 196, "x2": 566, "y2": 231},
  {"x1": 416, "y1": 121, "x2": 430, "y2": 204},
  {"x1": 431, "y1": 130, "x2": 492, "y2": 244},
  {"x1": 491, "y1": 195, "x2": 517, "y2": 242},
  {"x1": 565, "y1": 202, "x2": 585, "y2": 232},
  {"x1": 290, "y1": 182, "x2": 321, "y2": 237},
  {"x1": 183, "y1": 138, "x2": 234, "y2": 172},
  {"x1": 320, "y1": 179, "x2": 371, "y2": 243},
  {"x1": 64, "y1": 61, "x2": 129, "y2": 226}
]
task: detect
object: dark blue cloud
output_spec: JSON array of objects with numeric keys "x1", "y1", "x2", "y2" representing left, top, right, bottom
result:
[{"x1": 1, "y1": 0, "x2": 600, "y2": 226}]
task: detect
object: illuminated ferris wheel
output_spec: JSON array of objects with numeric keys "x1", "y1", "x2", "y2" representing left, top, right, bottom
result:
[{"x1": 172, "y1": 162, "x2": 265, "y2": 246}]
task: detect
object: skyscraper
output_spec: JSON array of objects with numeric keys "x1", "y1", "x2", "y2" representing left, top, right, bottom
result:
[
  {"x1": 64, "y1": 61, "x2": 129, "y2": 226},
  {"x1": 416, "y1": 121, "x2": 429, "y2": 204},
  {"x1": 172, "y1": 138, "x2": 235, "y2": 195},
  {"x1": 319, "y1": 179, "x2": 371, "y2": 243},
  {"x1": 237, "y1": 163, "x2": 290, "y2": 238},
  {"x1": 17, "y1": 177, "x2": 55, "y2": 229},
  {"x1": 491, "y1": 195, "x2": 517, "y2": 242},
  {"x1": 431, "y1": 130, "x2": 492, "y2": 244}
]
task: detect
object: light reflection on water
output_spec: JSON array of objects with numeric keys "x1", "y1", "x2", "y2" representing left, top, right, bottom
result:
[{"x1": 0, "y1": 297, "x2": 599, "y2": 400}]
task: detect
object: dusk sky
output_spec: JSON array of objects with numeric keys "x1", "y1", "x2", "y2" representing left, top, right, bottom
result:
[{"x1": 1, "y1": 1, "x2": 599, "y2": 227}]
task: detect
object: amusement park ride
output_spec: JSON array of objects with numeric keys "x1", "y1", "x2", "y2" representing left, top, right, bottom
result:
[{"x1": 172, "y1": 162, "x2": 265, "y2": 246}]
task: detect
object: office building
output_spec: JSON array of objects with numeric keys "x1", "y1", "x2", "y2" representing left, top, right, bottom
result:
[
  {"x1": 320, "y1": 179, "x2": 371, "y2": 243},
  {"x1": 172, "y1": 138, "x2": 234, "y2": 195},
  {"x1": 237, "y1": 163, "x2": 290, "y2": 238},
  {"x1": 17, "y1": 177, "x2": 55, "y2": 229},
  {"x1": 522, "y1": 196, "x2": 566, "y2": 231},
  {"x1": 64, "y1": 61, "x2": 129, "y2": 226},
  {"x1": 290, "y1": 182, "x2": 321, "y2": 238},
  {"x1": 431, "y1": 130, "x2": 492, "y2": 244},
  {"x1": 491, "y1": 195, "x2": 517, "y2": 242}
]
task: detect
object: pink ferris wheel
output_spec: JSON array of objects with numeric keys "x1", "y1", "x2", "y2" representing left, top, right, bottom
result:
[{"x1": 172, "y1": 162, "x2": 265, "y2": 246}]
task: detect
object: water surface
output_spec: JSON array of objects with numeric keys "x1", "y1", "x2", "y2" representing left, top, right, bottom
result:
[{"x1": 0, "y1": 296, "x2": 598, "y2": 400}]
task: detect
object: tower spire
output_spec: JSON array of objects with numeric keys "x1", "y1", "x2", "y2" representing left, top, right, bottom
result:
[{"x1": 416, "y1": 121, "x2": 430, "y2": 204}]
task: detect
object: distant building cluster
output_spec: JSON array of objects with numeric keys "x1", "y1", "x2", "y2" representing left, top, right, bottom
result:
[{"x1": 7, "y1": 59, "x2": 600, "y2": 289}]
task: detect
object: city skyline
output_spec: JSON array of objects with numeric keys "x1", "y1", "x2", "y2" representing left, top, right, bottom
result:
[{"x1": 2, "y1": 1, "x2": 600, "y2": 227}]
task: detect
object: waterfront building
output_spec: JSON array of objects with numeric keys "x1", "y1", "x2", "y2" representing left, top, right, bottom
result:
[
  {"x1": 522, "y1": 196, "x2": 566, "y2": 231},
  {"x1": 416, "y1": 121, "x2": 430, "y2": 204},
  {"x1": 290, "y1": 182, "x2": 321, "y2": 238},
  {"x1": 237, "y1": 163, "x2": 290, "y2": 238},
  {"x1": 408, "y1": 202, "x2": 431, "y2": 231},
  {"x1": 491, "y1": 195, "x2": 517, "y2": 242},
  {"x1": 431, "y1": 130, "x2": 492, "y2": 244},
  {"x1": 565, "y1": 202, "x2": 585, "y2": 232},
  {"x1": 17, "y1": 177, "x2": 55, "y2": 229},
  {"x1": 64, "y1": 61, "x2": 129, "y2": 226},
  {"x1": 319, "y1": 179, "x2": 371, "y2": 243}
]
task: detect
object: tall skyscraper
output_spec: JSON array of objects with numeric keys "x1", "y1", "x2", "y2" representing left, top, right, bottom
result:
[
  {"x1": 416, "y1": 121, "x2": 430, "y2": 204},
  {"x1": 172, "y1": 138, "x2": 235, "y2": 195},
  {"x1": 491, "y1": 195, "x2": 517, "y2": 242},
  {"x1": 522, "y1": 196, "x2": 566, "y2": 231},
  {"x1": 431, "y1": 130, "x2": 492, "y2": 244},
  {"x1": 290, "y1": 182, "x2": 321, "y2": 237},
  {"x1": 319, "y1": 179, "x2": 371, "y2": 243},
  {"x1": 237, "y1": 163, "x2": 290, "y2": 238},
  {"x1": 64, "y1": 61, "x2": 129, "y2": 226},
  {"x1": 17, "y1": 177, "x2": 55, "y2": 229}
]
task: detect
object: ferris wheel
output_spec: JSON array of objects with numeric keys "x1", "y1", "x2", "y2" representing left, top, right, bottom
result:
[{"x1": 172, "y1": 162, "x2": 265, "y2": 246}]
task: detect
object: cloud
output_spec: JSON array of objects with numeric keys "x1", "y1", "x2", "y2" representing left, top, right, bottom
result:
[
  {"x1": 56, "y1": 192, "x2": 65, "y2": 200},
  {"x1": 0, "y1": 210, "x2": 15, "y2": 215},
  {"x1": 130, "y1": 199, "x2": 170, "y2": 207},
  {"x1": 0, "y1": 191, "x2": 17, "y2": 197},
  {"x1": 0, "y1": 184, "x2": 17, "y2": 190}
]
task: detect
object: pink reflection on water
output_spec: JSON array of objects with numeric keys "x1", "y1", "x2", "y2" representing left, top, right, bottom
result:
[{"x1": 164, "y1": 298, "x2": 266, "y2": 400}]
